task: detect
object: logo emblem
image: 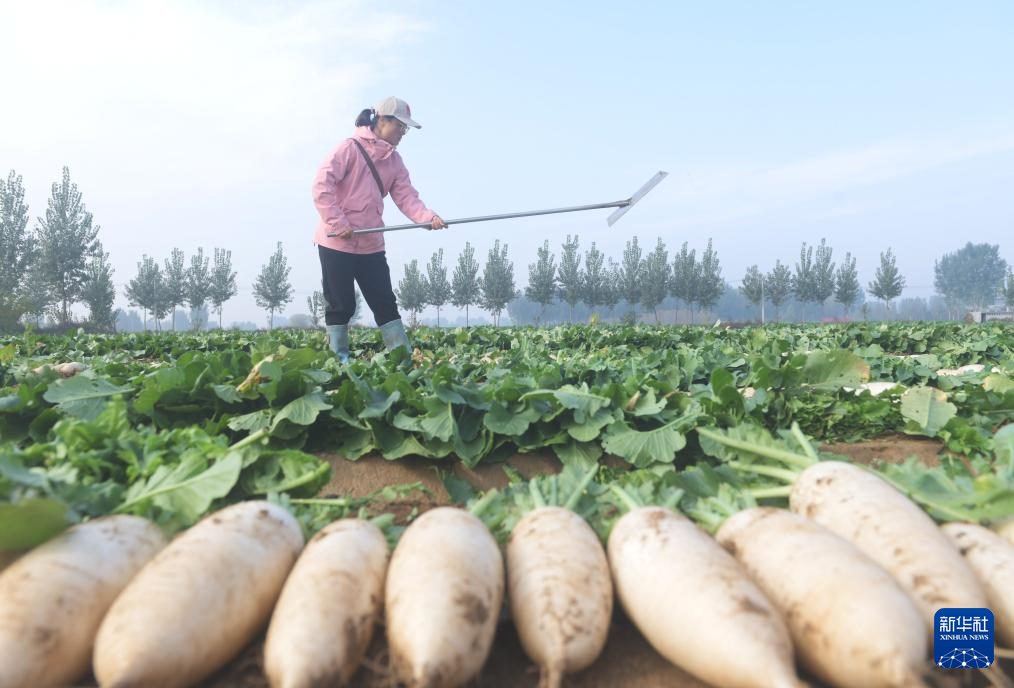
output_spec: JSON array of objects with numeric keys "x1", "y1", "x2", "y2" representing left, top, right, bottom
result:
[{"x1": 935, "y1": 608, "x2": 993, "y2": 668}]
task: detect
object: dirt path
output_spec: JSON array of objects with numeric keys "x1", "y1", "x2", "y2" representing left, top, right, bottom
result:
[{"x1": 821, "y1": 434, "x2": 945, "y2": 467}]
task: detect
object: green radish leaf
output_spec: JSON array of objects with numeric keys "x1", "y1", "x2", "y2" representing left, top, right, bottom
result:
[
  {"x1": 380, "y1": 434, "x2": 433, "y2": 460},
  {"x1": 334, "y1": 427, "x2": 374, "y2": 460},
  {"x1": 272, "y1": 391, "x2": 333, "y2": 429},
  {"x1": 994, "y1": 424, "x2": 1014, "y2": 478},
  {"x1": 42, "y1": 376, "x2": 133, "y2": 420},
  {"x1": 441, "y1": 472, "x2": 477, "y2": 503},
  {"x1": 228, "y1": 409, "x2": 271, "y2": 433},
  {"x1": 0, "y1": 497, "x2": 72, "y2": 550},
  {"x1": 628, "y1": 388, "x2": 668, "y2": 416},
  {"x1": 901, "y1": 386, "x2": 957, "y2": 437},
  {"x1": 800, "y1": 350, "x2": 870, "y2": 389},
  {"x1": 564, "y1": 407, "x2": 615, "y2": 442},
  {"x1": 602, "y1": 420, "x2": 686, "y2": 467},
  {"x1": 879, "y1": 458, "x2": 1014, "y2": 523},
  {"x1": 392, "y1": 411, "x2": 423, "y2": 433},
  {"x1": 358, "y1": 390, "x2": 400, "y2": 419},
  {"x1": 710, "y1": 368, "x2": 735, "y2": 395},
  {"x1": 484, "y1": 401, "x2": 540, "y2": 436},
  {"x1": 302, "y1": 369, "x2": 331, "y2": 384},
  {"x1": 241, "y1": 450, "x2": 331, "y2": 497},
  {"x1": 373, "y1": 426, "x2": 433, "y2": 460},
  {"x1": 983, "y1": 373, "x2": 1013, "y2": 393},
  {"x1": 120, "y1": 451, "x2": 242, "y2": 525},
  {"x1": 553, "y1": 438, "x2": 602, "y2": 470},
  {"x1": 522, "y1": 384, "x2": 611, "y2": 421},
  {"x1": 212, "y1": 384, "x2": 243, "y2": 404},
  {"x1": 330, "y1": 404, "x2": 370, "y2": 431},
  {"x1": 454, "y1": 429, "x2": 493, "y2": 468},
  {"x1": 419, "y1": 399, "x2": 455, "y2": 441},
  {"x1": 552, "y1": 384, "x2": 611, "y2": 420}
]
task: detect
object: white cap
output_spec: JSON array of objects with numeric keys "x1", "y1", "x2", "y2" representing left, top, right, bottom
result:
[{"x1": 374, "y1": 96, "x2": 421, "y2": 129}]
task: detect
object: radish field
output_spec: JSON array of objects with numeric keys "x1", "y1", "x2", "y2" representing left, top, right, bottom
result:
[{"x1": 1, "y1": 321, "x2": 1012, "y2": 687}]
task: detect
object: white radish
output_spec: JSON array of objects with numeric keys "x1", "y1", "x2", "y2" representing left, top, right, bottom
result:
[
  {"x1": 717, "y1": 507, "x2": 928, "y2": 688},
  {"x1": 941, "y1": 522, "x2": 1014, "y2": 647},
  {"x1": 0, "y1": 516, "x2": 166, "y2": 688},
  {"x1": 386, "y1": 507, "x2": 503, "y2": 687},
  {"x1": 264, "y1": 518, "x2": 388, "y2": 688},
  {"x1": 936, "y1": 364, "x2": 986, "y2": 376},
  {"x1": 507, "y1": 507, "x2": 612, "y2": 687},
  {"x1": 609, "y1": 507, "x2": 803, "y2": 688},
  {"x1": 31, "y1": 361, "x2": 86, "y2": 377},
  {"x1": 855, "y1": 381, "x2": 901, "y2": 396},
  {"x1": 94, "y1": 501, "x2": 303, "y2": 688},
  {"x1": 789, "y1": 460, "x2": 987, "y2": 632}
]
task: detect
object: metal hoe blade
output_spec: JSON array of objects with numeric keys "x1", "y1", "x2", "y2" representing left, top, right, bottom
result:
[
  {"x1": 326, "y1": 171, "x2": 669, "y2": 237},
  {"x1": 606, "y1": 170, "x2": 669, "y2": 227}
]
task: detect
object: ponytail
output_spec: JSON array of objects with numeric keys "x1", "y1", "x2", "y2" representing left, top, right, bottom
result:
[{"x1": 355, "y1": 107, "x2": 377, "y2": 127}]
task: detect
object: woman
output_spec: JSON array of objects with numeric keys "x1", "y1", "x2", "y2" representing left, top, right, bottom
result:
[{"x1": 312, "y1": 96, "x2": 446, "y2": 362}]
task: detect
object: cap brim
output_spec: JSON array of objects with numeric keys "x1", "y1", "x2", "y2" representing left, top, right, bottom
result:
[{"x1": 395, "y1": 115, "x2": 422, "y2": 129}]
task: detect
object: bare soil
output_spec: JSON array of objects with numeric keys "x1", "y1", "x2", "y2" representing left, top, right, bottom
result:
[{"x1": 821, "y1": 434, "x2": 945, "y2": 467}]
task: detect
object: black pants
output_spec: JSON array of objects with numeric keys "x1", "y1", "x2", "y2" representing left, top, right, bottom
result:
[{"x1": 318, "y1": 246, "x2": 401, "y2": 326}]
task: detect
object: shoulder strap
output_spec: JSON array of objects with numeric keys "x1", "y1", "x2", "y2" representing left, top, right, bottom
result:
[{"x1": 351, "y1": 139, "x2": 387, "y2": 198}]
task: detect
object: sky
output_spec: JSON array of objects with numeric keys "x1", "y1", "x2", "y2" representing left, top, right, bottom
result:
[{"x1": 2, "y1": 0, "x2": 1013, "y2": 326}]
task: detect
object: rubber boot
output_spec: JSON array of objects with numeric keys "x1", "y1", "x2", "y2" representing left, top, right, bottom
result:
[
  {"x1": 326, "y1": 324, "x2": 350, "y2": 363},
  {"x1": 379, "y1": 318, "x2": 411, "y2": 353}
]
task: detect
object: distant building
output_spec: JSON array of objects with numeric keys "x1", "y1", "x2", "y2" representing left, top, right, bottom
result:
[{"x1": 968, "y1": 309, "x2": 1014, "y2": 323}]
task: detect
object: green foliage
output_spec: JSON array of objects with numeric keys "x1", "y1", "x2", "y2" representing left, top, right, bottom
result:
[
  {"x1": 186, "y1": 248, "x2": 213, "y2": 329},
  {"x1": 32, "y1": 167, "x2": 101, "y2": 326},
  {"x1": 253, "y1": 242, "x2": 294, "y2": 329},
  {"x1": 1, "y1": 321, "x2": 1011, "y2": 553},
  {"x1": 81, "y1": 244, "x2": 117, "y2": 332},
  {"x1": 479, "y1": 240, "x2": 517, "y2": 326},
  {"x1": 581, "y1": 242, "x2": 611, "y2": 312},
  {"x1": 424, "y1": 249, "x2": 452, "y2": 326},
  {"x1": 813, "y1": 238, "x2": 835, "y2": 308},
  {"x1": 0, "y1": 171, "x2": 33, "y2": 329},
  {"x1": 834, "y1": 252, "x2": 861, "y2": 314},
  {"x1": 934, "y1": 242, "x2": 1008, "y2": 311},
  {"x1": 740, "y1": 265, "x2": 764, "y2": 317},
  {"x1": 617, "y1": 236, "x2": 644, "y2": 318},
  {"x1": 696, "y1": 239, "x2": 724, "y2": 314},
  {"x1": 869, "y1": 247, "x2": 905, "y2": 312},
  {"x1": 210, "y1": 247, "x2": 238, "y2": 329},
  {"x1": 451, "y1": 241, "x2": 481, "y2": 326},
  {"x1": 397, "y1": 258, "x2": 428, "y2": 325},
  {"x1": 765, "y1": 260, "x2": 793, "y2": 320},
  {"x1": 641, "y1": 237, "x2": 671, "y2": 323},
  {"x1": 124, "y1": 255, "x2": 165, "y2": 330},
  {"x1": 163, "y1": 248, "x2": 188, "y2": 330},
  {"x1": 525, "y1": 240, "x2": 557, "y2": 322},
  {"x1": 557, "y1": 235, "x2": 582, "y2": 321}
]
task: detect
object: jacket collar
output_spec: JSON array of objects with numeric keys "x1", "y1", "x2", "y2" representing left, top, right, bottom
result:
[{"x1": 354, "y1": 125, "x2": 396, "y2": 161}]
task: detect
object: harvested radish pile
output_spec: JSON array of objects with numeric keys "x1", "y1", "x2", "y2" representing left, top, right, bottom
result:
[{"x1": 1, "y1": 322, "x2": 1012, "y2": 686}]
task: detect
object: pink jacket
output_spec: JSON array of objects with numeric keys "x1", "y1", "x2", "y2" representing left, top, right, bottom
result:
[{"x1": 312, "y1": 125, "x2": 437, "y2": 254}]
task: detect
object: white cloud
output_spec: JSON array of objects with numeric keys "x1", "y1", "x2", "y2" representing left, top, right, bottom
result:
[
  {"x1": 0, "y1": 0, "x2": 430, "y2": 324},
  {"x1": 663, "y1": 131, "x2": 1014, "y2": 228},
  {"x1": 1, "y1": 0, "x2": 428, "y2": 187}
]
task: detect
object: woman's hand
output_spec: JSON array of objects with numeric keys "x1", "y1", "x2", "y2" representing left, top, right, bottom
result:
[
  {"x1": 430, "y1": 215, "x2": 447, "y2": 230},
  {"x1": 327, "y1": 222, "x2": 355, "y2": 239}
]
